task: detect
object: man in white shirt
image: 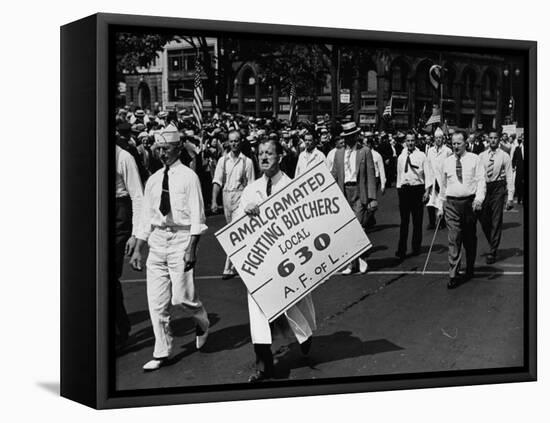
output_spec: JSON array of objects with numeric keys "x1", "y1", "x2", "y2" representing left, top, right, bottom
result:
[
  {"x1": 129, "y1": 124, "x2": 210, "y2": 371},
  {"x1": 395, "y1": 132, "x2": 431, "y2": 259},
  {"x1": 426, "y1": 127, "x2": 453, "y2": 229},
  {"x1": 294, "y1": 132, "x2": 327, "y2": 177},
  {"x1": 237, "y1": 139, "x2": 316, "y2": 383},
  {"x1": 438, "y1": 131, "x2": 486, "y2": 289},
  {"x1": 326, "y1": 136, "x2": 344, "y2": 172},
  {"x1": 365, "y1": 138, "x2": 386, "y2": 228},
  {"x1": 115, "y1": 143, "x2": 143, "y2": 346},
  {"x1": 211, "y1": 130, "x2": 255, "y2": 279},
  {"x1": 478, "y1": 132, "x2": 515, "y2": 264}
]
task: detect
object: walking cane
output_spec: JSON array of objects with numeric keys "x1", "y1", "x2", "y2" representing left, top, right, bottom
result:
[{"x1": 422, "y1": 214, "x2": 443, "y2": 275}]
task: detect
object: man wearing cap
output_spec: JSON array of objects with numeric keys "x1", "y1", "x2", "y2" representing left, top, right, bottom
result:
[
  {"x1": 211, "y1": 130, "x2": 255, "y2": 279},
  {"x1": 478, "y1": 131, "x2": 515, "y2": 264},
  {"x1": 237, "y1": 139, "x2": 315, "y2": 383},
  {"x1": 129, "y1": 124, "x2": 210, "y2": 371},
  {"x1": 437, "y1": 131, "x2": 486, "y2": 289},
  {"x1": 331, "y1": 122, "x2": 377, "y2": 274},
  {"x1": 426, "y1": 127, "x2": 453, "y2": 230},
  {"x1": 395, "y1": 132, "x2": 432, "y2": 259}
]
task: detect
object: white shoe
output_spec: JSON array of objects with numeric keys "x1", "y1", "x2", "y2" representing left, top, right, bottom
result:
[
  {"x1": 341, "y1": 266, "x2": 353, "y2": 275},
  {"x1": 142, "y1": 358, "x2": 165, "y2": 372},
  {"x1": 196, "y1": 328, "x2": 209, "y2": 349},
  {"x1": 359, "y1": 258, "x2": 368, "y2": 274}
]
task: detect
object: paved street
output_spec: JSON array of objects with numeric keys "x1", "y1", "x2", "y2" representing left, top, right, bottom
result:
[{"x1": 116, "y1": 186, "x2": 524, "y2": 391}]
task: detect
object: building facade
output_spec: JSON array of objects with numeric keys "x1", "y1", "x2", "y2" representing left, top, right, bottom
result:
[
  {"x1": 123, "y1": 40, "x2": 526, "y2": 132},
  {"x1": 229, "y1": 48, "x2": 526, "y2": 131}
]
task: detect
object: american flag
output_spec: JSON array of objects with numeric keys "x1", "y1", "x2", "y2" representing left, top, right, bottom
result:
[
  {"x1": 193, "y1": 57, "x2": 204, "y2": 130},
  {"x1": 288, "y1": 81, "x2": 297, "y2": 126},
  {"x1": 383, "y1": 95, "x2": 393, "y2": 119},
  {"x1": 425, "y1": 106, "x2": 441, "y2": 126}
]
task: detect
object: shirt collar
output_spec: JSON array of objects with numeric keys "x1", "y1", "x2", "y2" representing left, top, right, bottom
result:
[
  {"x1": 166, "y1": 159, "x2": 183, "y2": 171},
  {"x1": 263, "y1": 170, "x2": 283, "y2": 185}
]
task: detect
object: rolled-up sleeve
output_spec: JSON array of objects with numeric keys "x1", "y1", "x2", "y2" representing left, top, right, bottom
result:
[
  {"x1": 189, "y1": 172, "x2": 208, "y2": 235},
  {"x1": 474, "y1": 157, "x2": 487, "y2": 204},
  {"x1": 135, "y1": 180, "x2": 153, "y2": 242}
]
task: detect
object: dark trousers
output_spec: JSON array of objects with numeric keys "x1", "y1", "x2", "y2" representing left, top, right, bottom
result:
[
  {"x1": 253, "y1": 344, "x2": 274, "y2": 375},
  {"x1": 397, "y1": 185, "x2": 425, "y2": 254},
  {"x1": 115, "y1": 197, "x2": 132, "y2": 338},
  {"x1": 479, "y1": 180, "x2": 507, "y2": 257},
  {"x1": 444, "y1": 196, "x2": 477, "y2": 278},
  {"x1": 344, "y1": 183, "x2": 371, "y2": 269}
]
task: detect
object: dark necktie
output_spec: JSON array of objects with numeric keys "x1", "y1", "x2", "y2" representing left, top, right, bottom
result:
[
  {"x1": 266, "y1": 177, "x2": 272, "y2": 197},
  {"x1": 159, "y1": 166, "x2": 171, "y2": 216},
  {"x1": 456, "y1": 156, "x2": 463, "y2": 183},
  {"x1": 404, "y1": 152, "x2": 418, "y2": 173}
]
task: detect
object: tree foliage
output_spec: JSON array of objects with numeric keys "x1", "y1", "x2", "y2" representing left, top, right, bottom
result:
[{"x1": 115, "y1": 33, "x2": 175, "y2": 77}]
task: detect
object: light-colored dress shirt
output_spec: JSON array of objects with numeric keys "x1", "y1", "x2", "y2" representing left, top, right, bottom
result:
[
  {"x1": 396, "y1": 148, "x2": 431, "y2": 188},
  {"x1": 136, "y1": 159, "x2": 207, "y2": 240},
  {"x1": 479, "y1": 148, "x2": 514, "y2": 202},
  {"x1": 426, "y1": 144, "x2": 453, "y2": 209},
  {"x1": 326, "y1": 148, "x2": 338, "y2": 172},
  {"x1": 344, "y1": 145, "x2": 358, "y2": 183},
  {"x1": 212, "y1": 152, "x2": 255, "y2": 192},
  {"x1": 371, "y1": 149, "x2": 386, "y2": 189},
  {"x1": 116, "y1": 145, "x2": 143, "y2": 236},
  {"x1": 440, "y1": 152, "x2": 486, "y2": 204},
  {"x1": 295, "y1": 148, "x2": 327, "y2": 177}
]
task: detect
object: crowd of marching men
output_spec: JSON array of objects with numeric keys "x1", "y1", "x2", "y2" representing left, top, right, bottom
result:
[
  {"x1": 114, "y1": 104, "x2": 526, "y2": 378},
  {"x1": 115, "y1": 105, "x2": 526, "y2": 210}
]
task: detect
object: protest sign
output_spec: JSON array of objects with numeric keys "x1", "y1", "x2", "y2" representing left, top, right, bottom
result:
[
  {"x1": 502, "y1": 124, "x2": 517, "y2": 136},
  {"x1": 215, "y1": 162, "x2": 372, "y2": 322}
]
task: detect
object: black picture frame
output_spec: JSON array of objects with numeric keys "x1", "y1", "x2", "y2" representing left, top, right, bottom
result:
[{"x1": 60, "y1": 12, "x2": 537, "y2": 409}]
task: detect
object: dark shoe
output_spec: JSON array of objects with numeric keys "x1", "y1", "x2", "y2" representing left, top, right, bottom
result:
[
  {"x1": 465, "y1": 269, "x2": 474, "y2": 280},
  {"x1": 300, "y1": 337, "x2": 313, "y2": 356},
  {"x1": 426, "y1": 223, "x2": 435, "y2": 230},
  {"x1": 248, "y1": 370, "x2": 272, "y2": 383},
  {"x1": 411, "y1": 249, "x2": 421, "y2": 257},
  {"x1": 486, "y1": 255, "x2": 496, "y2": 265},
  {"x1": 395, "y1": 251, "x2": 406, "y2": 260},
  {"x1": 447, "y1": 277, "x2": 459, "y2": 289}
]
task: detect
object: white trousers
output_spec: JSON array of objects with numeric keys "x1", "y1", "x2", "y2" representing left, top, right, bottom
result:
[
  {"x1": 146, "y1": 228, "x2": 209, "y2": 358},
  {"x1": 222, "y1": 190, "x2": 243, "y2": 273},
  {"x1": 248, "y1": 293, "x2": 316, "y2": 345}
]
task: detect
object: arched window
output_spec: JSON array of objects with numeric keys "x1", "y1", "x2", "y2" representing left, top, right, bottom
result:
[
  {"x1": 241, "y1": 67, "x2": 256, "y2": 98},
  {"x1": 443, "y1": 65, "x2": 456, "y2": 98},
  {"x1": 415, "y1": 61, "x2": 432, "y2": 97},
  {"x1": 367, "y1": 70, "x2": 378, "y2": 93},
  {"x1": 390, "y1": 59, "x2": 409, "y2": 92},
  {"x1": 462, "y1": 68, "x2": 477, "y2": 100},
  {"x1": 481, "y1": 70, "x2": 497, "y2": 100}
]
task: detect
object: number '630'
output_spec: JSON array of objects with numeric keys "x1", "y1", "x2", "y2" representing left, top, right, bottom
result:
[{"x1": 277, "y1": 233, "x2": 331, "y2": 278}]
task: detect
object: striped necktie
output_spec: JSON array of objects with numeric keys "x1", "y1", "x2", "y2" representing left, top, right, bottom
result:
[
  {"x1": 345, "y1": 148, "x2": 352, "y2": 176},
  {"x1": 456, "y1": 156, "x2": 463, "y2": 183},
  {"x1": 487, "y1": 151, "x2": 495, "y2": 180}
]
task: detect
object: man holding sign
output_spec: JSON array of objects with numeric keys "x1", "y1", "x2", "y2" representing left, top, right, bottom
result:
[
  {"x1": 216, "y1": 136, "x2": 372, "y2": 382},
  {"x1": 236, "y1": 139, "x2": 316, "y2": 383}
]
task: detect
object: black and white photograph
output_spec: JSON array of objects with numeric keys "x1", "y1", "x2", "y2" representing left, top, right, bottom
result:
[{"x1": 110, "y1": 24, "x2": 531, "y2": 393}]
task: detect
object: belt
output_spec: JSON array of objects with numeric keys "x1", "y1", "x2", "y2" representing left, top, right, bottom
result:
[
  {"x1": 446, "y1": 195, "x2": 475, "y2": 201},
  {"x1": 344, "y1": 182, "x2": 357, "y2": 186},
  {"x1": 487, "y1": 179, "x2": 506, "y2": 185},
  {"x1": 153, "y1": 225, "x2": 191, "y2": 232}
]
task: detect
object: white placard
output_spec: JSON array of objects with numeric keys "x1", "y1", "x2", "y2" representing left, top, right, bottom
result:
[{"x1": 215, "y1": 163, "x2": 372, "y2": 322}]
